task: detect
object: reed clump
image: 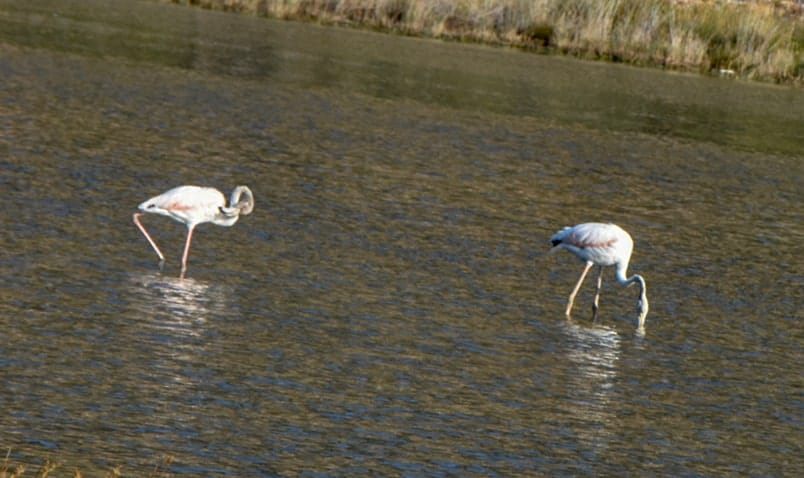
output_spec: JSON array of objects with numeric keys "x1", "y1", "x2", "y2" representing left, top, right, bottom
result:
[{"x1": 165, "y1": 0, "x2": 803, "y2": 84}]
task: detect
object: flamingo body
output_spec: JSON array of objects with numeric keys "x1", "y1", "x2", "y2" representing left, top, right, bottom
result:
[
  {"x1": 550, "y1": 223, "x2": 648, "y2": 329},
  {"x1": 133, "y1": 185, "x2": 254, "y2": 278}
]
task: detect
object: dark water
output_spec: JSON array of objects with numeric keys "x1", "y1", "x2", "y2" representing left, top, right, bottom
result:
[{"x1": 1, "y1": 0, "x2": 802, "y2": 475}]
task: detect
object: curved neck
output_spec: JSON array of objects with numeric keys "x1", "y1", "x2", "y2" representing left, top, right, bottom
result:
[
  {"x1": 616, "y1": 266, "x2": 649, "y2": 329},
  {"x1": 618, "y1": 272, "x2": 647, "y2": 300},
  {"x1": 614, "y1": 263, "x2": 632, "y2": 285},
  {"x1": 215, "y1": 186, "x2": 254, "y2": 224},
  {"x1": 629, "y1": 274, "x2": 647, "y2": 300},
  {"x1": 229, "y1": 186, "x2": 254, "y2": 215}
]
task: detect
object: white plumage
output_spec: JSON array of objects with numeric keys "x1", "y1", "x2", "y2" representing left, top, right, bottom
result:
[
  {"x1": 550, "y1": 222, "x2": 648, "y2": 329},
  {"x1": 133, "y1": 185, "x2": 254, "y2": 278}
]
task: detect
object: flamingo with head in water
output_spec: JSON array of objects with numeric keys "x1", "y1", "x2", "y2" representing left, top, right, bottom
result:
[
  {"x1": 133, "y1": 185, "x2": 254, "y2": 278},
  {"x1": 550, "y1": 222, "x2": 648, "y2": 329}
]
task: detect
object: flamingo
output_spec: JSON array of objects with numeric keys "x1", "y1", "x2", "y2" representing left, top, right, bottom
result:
[
  {"x1": 133, "y1": 185, "x2": 254, "y2": 278},
  {"x1": 550, "y1": 222, "x2": 648, "y2": 329}
]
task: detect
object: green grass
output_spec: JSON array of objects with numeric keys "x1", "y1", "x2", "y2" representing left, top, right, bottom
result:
[{"x1": 162, "y1": 0, "x2": 803, "y2": 84}]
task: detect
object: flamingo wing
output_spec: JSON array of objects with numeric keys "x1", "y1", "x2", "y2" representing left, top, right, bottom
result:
[
  {"x1": 551, "y1": 223, "x2": 619, "y2": 248},
  {"x1": 138, "y1": 186, "x2": 226, "y2": 226}
]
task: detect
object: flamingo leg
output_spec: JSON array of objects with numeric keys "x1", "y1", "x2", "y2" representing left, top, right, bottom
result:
[
  {"x1": 180, "y1": 225, "x2": 195, "y2": 279},
  {"x1": 566, "y1": 261, "x2": 594, "y2": 318},
  {"x1": 592, "y1": 266, "x2": 604, "y2": 319},
  {"x1": 133, "y1": 213, "x2": 165, "y2": 263}
]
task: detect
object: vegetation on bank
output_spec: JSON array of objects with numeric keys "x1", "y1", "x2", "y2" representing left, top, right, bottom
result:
[
  {"x1": 1, "y1": 449, "x2": 174, "y2": 478},
  {"x1": 161, "y1": 0, "x2": 803, "y2": 84}
]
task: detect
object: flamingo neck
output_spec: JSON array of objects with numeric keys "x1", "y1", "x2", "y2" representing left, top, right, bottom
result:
[
  {"x1": 614, "y1": 263, "x2": 632, "y2": 285},
  {"x1": 616, "y1": 265, "x2": 649, "y2": 329},
  {"x1": 212, "y1": 209, "x2": 240, "y2": 227},
  {"x1": 635, "y1": 276, "x2": 649, "y2": 329},
  {"x1": 229, "y1": 186, "x2": 254, "y2": 215},
  {"x1": 213, "y1": 186, "x2": 253, "y2": 227}
]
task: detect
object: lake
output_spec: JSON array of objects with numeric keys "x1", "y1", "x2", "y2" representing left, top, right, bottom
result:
[{"x1": 0, "y1": 0, "x2": 802, "y2": 475}]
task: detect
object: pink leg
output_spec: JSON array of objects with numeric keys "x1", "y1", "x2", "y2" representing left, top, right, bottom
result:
[
  {"x1": 180, "y1": 226, "x2": 195, "y2": 279},
  {"x1": 133, "y1": 213, "x2": 165, "y2": 263},
  {"x1": 566, "y1": 261, "x2": 593, "y2": 318},
  {"x1": 592, "y1": 266, "x2": 604, "y2": 318}
]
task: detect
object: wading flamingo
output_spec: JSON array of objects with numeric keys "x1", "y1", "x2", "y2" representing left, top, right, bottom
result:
[
  {"x1": 133, "y1": 185, "x2": 254, "y2": 278},
  {"x1": 550, "y1": 222, "x2": 648, "y2": 329}
]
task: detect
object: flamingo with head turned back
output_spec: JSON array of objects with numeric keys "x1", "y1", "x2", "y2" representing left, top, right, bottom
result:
[
  {"x1": 133, "y1": 185, "x2": 254, "y2": 278},
  {"x1": 550, "y1": 222, "x2": 649, "y2": 329}
]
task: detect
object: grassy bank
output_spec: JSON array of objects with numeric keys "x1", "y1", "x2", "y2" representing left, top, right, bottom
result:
[{"x1": 161, "y1": 0, "x2": 803, "y2": 84}]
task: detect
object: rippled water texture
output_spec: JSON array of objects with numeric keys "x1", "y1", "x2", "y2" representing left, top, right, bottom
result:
[{"x1": 0, "y1": 0, "x2": 802, "y2": 475}]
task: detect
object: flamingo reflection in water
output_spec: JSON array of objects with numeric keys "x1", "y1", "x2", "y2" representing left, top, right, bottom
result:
[
  {"x1": 133, "y1": 185, "x2": 254, "y2": 278},
  {"x1": 550, "y1": 222, "x2": 649, "y2": 330}
]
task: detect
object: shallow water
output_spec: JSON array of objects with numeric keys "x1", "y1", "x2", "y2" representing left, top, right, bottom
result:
[{"x1": 0, "y1": 0, "x2": 802, "y2": 475}]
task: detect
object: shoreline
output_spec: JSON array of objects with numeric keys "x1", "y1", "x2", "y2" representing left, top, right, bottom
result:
[{"x1": 159, "y1": 0, "x2": 803, "y2": 86}]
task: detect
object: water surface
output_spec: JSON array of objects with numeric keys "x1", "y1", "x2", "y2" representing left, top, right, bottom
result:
[{"x1": 0, "y1": 0, "x2": 802, "y2": 475}]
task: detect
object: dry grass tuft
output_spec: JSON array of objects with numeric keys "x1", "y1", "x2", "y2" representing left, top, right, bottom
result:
[
  {"x1": 1, "y1": 449, "x2": 173, "y2": 478},
  {"x1": 162, "y1": 0, "x2": 804, "y2": 83}
]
